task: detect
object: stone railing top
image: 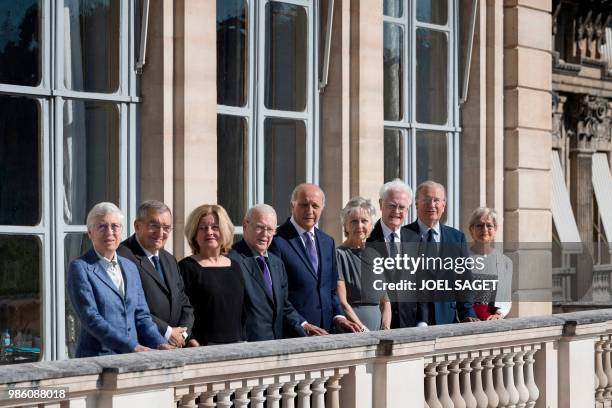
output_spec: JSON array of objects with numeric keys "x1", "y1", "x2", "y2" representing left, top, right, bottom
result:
[{"x1": 1, "y1": 309, "x2": 611, "y2": 385}]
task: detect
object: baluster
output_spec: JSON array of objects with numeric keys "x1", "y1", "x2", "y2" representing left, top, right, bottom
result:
[
  {"x1": 311, "y1": 375, "x2": 328, "y2": 408},
  {"x1": 266, "y1": 382, "x2": 283, "y2": 408},
  {"x1": 523, "y1": 348, "x2": 539, "y2": 408},
  {"x1": 297, "y1": 378, "x2": 314, "y2": 408},
  {"x1": 596, "y1": 340, "x2": 608, "y2": 402},
  {"x1": 176, "y1": 385, "x2": 197, "y2": 408},
  {"x1": 494, "y1": 354, "x2": 510, "y2": 408},
  {"x1": 472, "y1": 356, "x2": 488, "y2": 408},
  {"x1": 251, "y1": 384, "x2": 268, "y2": 408},
  {"x1": 604, "y1": 337, "x2": 612, "y2": 400},
  {"x1": 437, "y1": 360, "x2": 454, "y2": 408},
  {"x1": 482, "y1": 355, "x2": 499, "y2": 408},
  {"x1": 234, "y1": 384, "x2": 252, "y2": 408},
  {"x1": 199, "y1": 384, "x2": 220, "y2": 408},
  {"x1": 460, "y1": 357, "x2": 477, "y2": 408},
  {"x1": 325, "y1": 369, "x2": 347, "y2": 408},
  {"x1": 425, "y1": 362, "x2": 444, "y2": 408},
  {"x1": 513, "y1": 350, "x2": 529, "y2": 408},
  {"x1": 448, "y1": 358, "x2": 466, "y2": 408},
  {"x1": 216, "y1": 388, "x2": 234, "y2": 408},
  {"x1": 503, "y1": 351, "x2": 520, "y2": 408},
  {"x1": 282, "y1": 379, "x2": 300, "y2": 408}
]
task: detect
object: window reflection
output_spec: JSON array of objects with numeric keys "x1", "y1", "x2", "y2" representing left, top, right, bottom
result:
[
  {"x1": 417, "y1": 0, "x2": 448, "y2": 25},
  {"x1": 0, "y1": 0, "x2": 41, "y2": 86},
  {"x1": 383, "y1": 0, "x2": 403, "y2": 17},
  {"x1": 63, "y1": 100, "x2": 120, "y2": 225},
  {"x1": 416, "y1": 28, "x2": 447, "y2": 125},
  {"x1": 384, "y1": 23, "x2": 404, "y2": 121},
  {"x1": 64, "y1": 233, "x2": 91, "y2": 359},
  {"x1": 217, "y1": 0, "x2": 248, "y2": 107},
  {"x1": 384, "y1": 128, "x2": 404, "y2": 182},
  {"x1": 217, "y1": 114, "x2": 248, "y2": 224},
  {"x1": 64, "y1": 0, "x2": 119, "y2": 93},
  {"x1": 264, "y1": 119, "x2": 306, "y2": 221},
  {"x1": 416, "y1": 130, "x2": 447, "y2": 188},
  {"x1": 0, "y1": 95, "x2": 41, "y2": 226},
  {"x1": 265, "y1": 2, "x2": 307, "y2": 112},
  {"x1": 0, "y1": 235, "x2": 42, "y2": 365}
]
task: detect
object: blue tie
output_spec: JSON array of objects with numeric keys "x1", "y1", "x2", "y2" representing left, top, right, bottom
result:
[
  {"x1": 151, "y1": 255, "x2": 165, "y2": 282},
  {"x1": 303, "y1": 231, "x2": 319, "y2": 273}
]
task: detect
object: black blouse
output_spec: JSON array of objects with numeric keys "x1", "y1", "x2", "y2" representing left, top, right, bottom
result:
[{"x1": 178, "y1": 257, "x2": 245, "y2": 344}]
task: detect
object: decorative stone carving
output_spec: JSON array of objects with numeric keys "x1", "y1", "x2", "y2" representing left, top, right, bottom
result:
[{"x1": 565, "y1": 94, "x2": 610, "y2": 150}]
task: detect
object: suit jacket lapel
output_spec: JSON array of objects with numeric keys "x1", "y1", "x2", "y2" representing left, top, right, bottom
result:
[
  {"x1": 268, "y1": 257, "x2": 284, "y2": 307},
  {"x1": 285, "y1": 225, "x2": 318, "y2": 279},
  {"x1": 246, "y1": 256, "x2": 275, "y2": 304},
  {"x1": 91, "y1": 259, "x2": 123, "y2": 299}
]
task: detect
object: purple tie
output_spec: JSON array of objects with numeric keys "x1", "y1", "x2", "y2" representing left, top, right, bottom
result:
[
  {"x1": 303, "y1": 231, "x2": 319, "y2": 273},
  {"x1": 256, "y1": 256, "x2": 273, "y2": 296}
]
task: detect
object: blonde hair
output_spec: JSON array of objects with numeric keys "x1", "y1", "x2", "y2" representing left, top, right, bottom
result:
[{"x1": 184, "y1": 204, "x2": 234, "y2": 255}]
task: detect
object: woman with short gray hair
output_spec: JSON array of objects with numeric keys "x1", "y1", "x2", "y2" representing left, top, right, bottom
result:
[{"x1": 337, "y1": 197, "x2": 391, "y2": 331}]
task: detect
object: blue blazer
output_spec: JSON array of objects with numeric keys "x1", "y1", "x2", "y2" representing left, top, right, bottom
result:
[
  {"x1": 269, "y1": 219, "x2": 344, "y2": 332},
  {"x1": 229, "y1": 239, "x2": 307, "y2": 340},
  {"x1": 401, "y1": 221, "x2": 476, "y2": 325},
  {"x1": 67, "y1": 248, "x2": 166, "y2": 357}
]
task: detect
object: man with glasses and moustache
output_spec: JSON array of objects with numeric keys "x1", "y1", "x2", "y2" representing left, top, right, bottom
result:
[
  {"x1": 118, "y1": 200, "x2": 197, "y2": 347},
  {"x1": 68, "y1": 202, "x2": 172, "y2": 357}
]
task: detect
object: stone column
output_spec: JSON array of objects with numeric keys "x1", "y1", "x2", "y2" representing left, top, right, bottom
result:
[
  {"x1": 172, "y1": 0, "x2": 217, "y2": 257},
  {"x1": 503, "y1": 0, "x2": 553, "y2": 316}
]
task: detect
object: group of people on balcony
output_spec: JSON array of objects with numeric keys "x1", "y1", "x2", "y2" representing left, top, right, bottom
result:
[{"x1": 67, "y1": 179, "x2": 512, "y2": 357}]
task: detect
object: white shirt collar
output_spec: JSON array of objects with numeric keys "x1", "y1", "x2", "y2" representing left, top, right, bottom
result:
[
  {"x1": 380, "y1": 220, "x2": 402, "y2": 242},
  {"x1": 417, "y1": 219, "x2": 440, "y2": 238},
  {"x1": 135, "y1": 235, "x2": 159, "y2": 259},
  {"x1": 94, "y1": 249, "x2": 118, "y2": 266},
  {"x1": 290, "y1": 216, "x2": 315, "y2": 238}
]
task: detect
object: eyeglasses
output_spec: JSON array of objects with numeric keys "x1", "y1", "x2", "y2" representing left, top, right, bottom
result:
[
  {"x1": 147, "y1": 223, "x2": 173, "y2": 233},
  {"x1": 418, "y1": 196, "x2": 445, "y2": 205},
  {"x1": 384, "y1": 203, "x2": 408, "y2": 212},
  {"x1": 253, "y1": 224, "x2": 276, "y2": 235},
  {"x1": 474, "y1": 223, "x2": 495, "y2": 230},
  {"x1": 96, "y1": 223, "x2": 122, "y2": 233}
]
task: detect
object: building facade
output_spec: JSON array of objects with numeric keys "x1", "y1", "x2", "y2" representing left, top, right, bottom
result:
[{"x1": 0, "y1": 0, "x2": 610, "y2": 364}]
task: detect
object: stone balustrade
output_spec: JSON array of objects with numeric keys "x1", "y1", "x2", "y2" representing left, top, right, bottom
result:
[{"x1": 1, "y1": 310, "x2": 612, "y2": 407}]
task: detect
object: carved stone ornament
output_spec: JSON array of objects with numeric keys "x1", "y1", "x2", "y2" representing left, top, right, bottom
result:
[{"x1": 565, "y1": 94, "x2": 610, "y2": 149}]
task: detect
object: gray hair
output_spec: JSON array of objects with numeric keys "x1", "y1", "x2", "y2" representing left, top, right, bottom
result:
[
  {"x1": 86, "y1": 202, "x2": 124, "y2": 231},
  {"x1": 468, "y1": 207, "x2": 498, "y2": 229},
  {"x1": 245, "y1": 204, "x2": 277, "y2": 222},
  {"x1": 290, "y1": 183, "x2": 326, "y2": 206},
  {"x1": 136, "y1": 200, "x2": 172, "y2": 220},
  {"x1": 415, "y1": 180, "x2": 446, "y2": 201},
  {"x1": 341, "y1": 196, "x2": 377, "y2": 232},
  {"x1": 379, "y1": 178, "x2": 413, "y2": 202}
]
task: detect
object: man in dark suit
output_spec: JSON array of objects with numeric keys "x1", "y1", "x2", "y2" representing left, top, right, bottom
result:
[
  {"x1": 117, "y1": 200, "x2": 196, "y2": 347},
  {"x1": 402, "y1": 181, "x2": 478, "y2": 325},
  {"x1": 269, "y1": 183, "x2": 361, "y2": 334},
  {"x1": 367, "y1": 178, "x2": 423, "y2": 328},
  {"x1": 229, "y1": 204, "x2": 320, "y2": 340}
]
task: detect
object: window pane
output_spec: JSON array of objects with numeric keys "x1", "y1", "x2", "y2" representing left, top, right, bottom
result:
[
  {"x1": 0, "y1": 0, "x2": 41, "y2": 86},
  {"x1": 217, "y1": 0, "x2": 248, "y2": 107},
  {"x1": 63, "y1": 100, "x2": 120, "y2": 225},
  {"x1": 64, "y1": 233, "x2": 91, "y2": 359},
  {"x1": 264, "y1": 118, "x2": 306, "y2": 221},
  {"x1": 384, "y1": 23, "x2": 403, "y2": 121},
  {"x1": 217, "y1": 114, "x2": 247, "y2": 225},
  {"x1": 0, "y1": 96, "x2": 41, "y2": 226},
  {"x1": 416, "y1": 28, "x2": 447, "y2": 124},
  {"x1": 417, "y1": 0, "x2": 448, "y2": 25},
  {"x1": 0, "y1": 235, "x2": 42, "y2": 364},
  {"x1": 416, "y1": 130, "x2": 447, "y2": 188},
  {"x1": 383, "y1": 0, "x2": 402, "y2": 17},
  {"x1": 264, "y1": 2, "x2": 307, "y2": 112},
  {"x1": 64, "y1": 0, "x2": 120, "y2": 93},
  {"x1": 384, "y1": 128, "x2": 404, "y2": 182}
]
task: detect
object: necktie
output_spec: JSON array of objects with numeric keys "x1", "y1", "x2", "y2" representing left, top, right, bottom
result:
[
  {"x1": 303, "y1": 231, "x2": 319, "y2": 273},
  {"x1": 256, "y1": 256, "x2": 273, "y2": 297},
  {"x1": 151, "y1": 255, "x2": 165, "y2": 282},
  {"x1": 388, "y1": 232, "x2": 398, "y2": 258}
]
